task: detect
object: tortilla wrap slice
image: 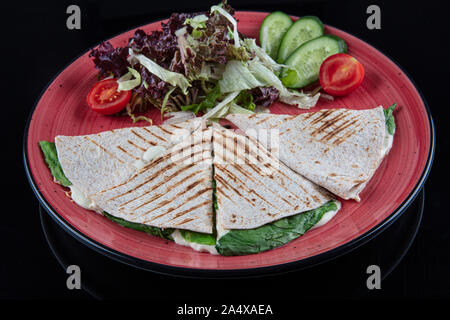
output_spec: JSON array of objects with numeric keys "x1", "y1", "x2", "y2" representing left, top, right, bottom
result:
[
  {"x1": 226, "y1": 107, "x2": 393, "y2": 201},
  {"x1": 212, "y1": 127, "x2": 335, "y2": 234},
  {"x1": 55, "y1": 118, "x2": 203, "y2": 198},
  {"x1": 89, "y1": 127, "x2": 214, "y2": 233}
]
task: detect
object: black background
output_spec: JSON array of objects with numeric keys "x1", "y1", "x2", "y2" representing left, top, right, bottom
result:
[{"x1": 3, "y1": 0, "x2": 449, "y2": 303}]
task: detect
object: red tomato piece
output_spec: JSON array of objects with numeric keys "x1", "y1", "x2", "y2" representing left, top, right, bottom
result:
[
  {"x1": 86, "y1": 79, "x2": 131, "y2": 115},
  {"x1": 319, "y1": 53, "x2": 365, "y2": 96}
]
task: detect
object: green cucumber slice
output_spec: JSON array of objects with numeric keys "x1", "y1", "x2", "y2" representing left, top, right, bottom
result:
[
  {"x1": 259, "y1": 11, "x2": 293, "y2": 60},
  {"x1": 280, "y1": 35, "x2": 347, "y2": 88},
  {"x1": 276, "y1": 16, "x2": 324, "y2": 63}
]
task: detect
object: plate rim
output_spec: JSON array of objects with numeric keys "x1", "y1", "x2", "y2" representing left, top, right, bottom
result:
[{"x1": 23, "y1": 11, "x2": 435, "y2": 278}]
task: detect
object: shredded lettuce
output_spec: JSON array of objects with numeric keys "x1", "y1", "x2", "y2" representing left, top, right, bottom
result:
[
  {"x1": 248, "y1": 59, "x2": 319, "y2": 109},
  {"x1": 219, "y1": 60, "x2": 263, "y2": 93},
  {"x1": 117, "y1": 67, "x2": 141, "y2": 92},
  {"x1": 160, "y1": 87, "x2": 176, "y2": 119},
  {"x1": 210, "y1": 4, "x2": 240, "y2": 48},
  {"x1": 126, "y1": 104, "x2": 153, "y2": 124},
  {"x1": 229, "y1": 103, "x2": 254, "y2": 115},
  {"x1": 129, "y1": 51, "x2": 190, "y2": 94},
  {"x1": 243, "y1": 38, "x2": 284, "y2": 74},
  {"x1": 202, "y1": 91, "x2": 239, "y2": 119},
  {"x1": 184, "y1": 14, "x2": 208, "y2": 29},
  {"x1": 182, "y1": 83, "x2": 222, "y2": 115}
]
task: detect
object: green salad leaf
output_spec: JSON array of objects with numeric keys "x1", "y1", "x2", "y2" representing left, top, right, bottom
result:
[
  {"x1": 39, "y1": 141, "x2": 72, "y2": 187},
  {"x1": 216, "y1": 201, "x2": 338, "y2": 256},
  {"x1": 130, "y1": 52, "x2": 191, "y2": 94},
  {"x1": 234, "y1": 90, "x2": 256, "y2": 111},
  {"x1": 182, "y1": 83, "x2": 222, "y2": 115},
  {"x1": 229, "y1": 103, "x2": 254, "y2": 115},
  {"x1": 117, "y1": 67, "x2": 141, "y2": 92},
  {"x1": 210, "y1": 4, "x2": 240, "y2": 48},
  {"x1": 384, "y1": 103, "x2": 396, "y2": 135},
  {"x1": 102, "y1": 212, "x2": 174, "y2": 240},
  {"x1": 184, "y1": 14, "x2": 208, "y2": 30},
  {"x1": 248, "y1": 59, "x2": 319, "y2": 109},
  {"x1": 180, "y1": 230, "x2": 216, "y2": 245},
  {"x1": 218, "y1": 60, "x2": 263, "y2": 93}
]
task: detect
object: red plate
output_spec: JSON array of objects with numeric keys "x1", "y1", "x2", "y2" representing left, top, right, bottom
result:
[{"x1": 24, "y1": 12, "x2": 434, "y2": 277}]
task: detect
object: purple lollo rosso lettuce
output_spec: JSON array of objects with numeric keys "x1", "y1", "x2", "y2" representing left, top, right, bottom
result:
[{"x1": 88, "y1": 2, "x2": 281, "y2": 117}]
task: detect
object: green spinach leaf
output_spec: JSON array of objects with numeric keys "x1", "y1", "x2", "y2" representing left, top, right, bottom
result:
[
  {"x1": 102, "y1": 211, "x2": 174, "y2": 240},
  {"x1": 216, "y1": 201, "x2": 338, "y2": 256},
  {"x1": 39, "y1": 141, "x2": 72, "y2": 187},
  {"x1": 180, "y1": 230, "x2": 216, "y2": 245},
  {"x1": 384, "y1": 103, "x2": 396, "y2": 135}
]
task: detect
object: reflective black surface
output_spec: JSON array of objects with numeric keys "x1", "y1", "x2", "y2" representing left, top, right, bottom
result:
[{"x1": 40, "y1": 189, "x2": 424, "y2": 300}]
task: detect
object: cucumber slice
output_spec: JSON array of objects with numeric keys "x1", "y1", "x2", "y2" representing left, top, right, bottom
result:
[
  {"x1": 259, "y1": 11, "x2": 293, "y2": 60},
  {"x1": 276, "y1": 16, "x2": 324, "y2": 63},
  {"x1": 281, "y1": 35, "x2": 347, "y2": 88}
]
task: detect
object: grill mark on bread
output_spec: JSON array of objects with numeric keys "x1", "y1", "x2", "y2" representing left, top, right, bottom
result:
[
  {"x1": 160, "y1": 187, "x2": 212, "y2": 221},
  {"x1": 255, "y1": 117, "x2": 271, "y2": 125},
  {"x1": 142, "y1": 127, "x2": 167, "y2": 142},
  {"x1": 126, "y1": 167, "x2": 198, "y2": 209},
  {"x1": 127, "y1": 140, "x2": 147, "y2": 152},
  {"x1": 141, "y1": 148, "x2": 204, "y2": 173},
  {"x1": 140, "y1": 180, "x2": 208, "y2": 219},
  {"x1": 96, "y1": 151, "x2": 200, "y2": 196},
  {"x1": 129, "y1": 192, "x2": 166, "y2": 211},
  {"x1": 214, "y1": 173, "x2": 259, "y2": 207},
  {"x1": 320, "y1": 117, "x2": 360, "y2": 142},
  {"x1": 217, "y1": 133, "x2": 302, "y2": 188},
  {"x1": 183, "y1": 187, "x2": 212, "y2": 204},
  {"x1": 216, "y1": 166, "x2": 281, "y2": 211},
  {"x1": 334, "y1": 128, "x2": 358, "y2": 145},
  {"x1": 131, "y1": 129, "x2": 155, "y2": 146},
  {"x1": 302, "y1": 112, "x2": 316, "y2": 120},
  {"x1": 215, "y1": 131, "x2": 313, "y2": 201},
  {"x1": 309, "y1": 109, "x2": 335, "y2": 125},
  {"x1": 175, "y1": 218, "x2": 195, "y2": 226},
  {"x1": 115, "y1": 146, "x2": 140, "y2": 160},
  {"x1": 111, "y1": 163, "x2": 197, "y2": 202},
  {"x1": 216, "y1": 188, "x2": 239, "y2": 205},
  {"x1": 279, "y1": 128, "x2": 291, "y2": 136},
  {"x1": 166, "y1": 200, "x2": 211, "y2": 222},
  {"x1": 143, "y1": 200, "x2": 209, "y2": 223},
  {"x1": 83, "y1": 137, "x2": 125, "y2": 164},
  {"x1": 310, "y1": 112, "x2": 348, "y2": 136},
  {"x1": 159, "y1": 126, "x2": 174, "y2": 135},
  {"x1": 285, "y1": 114, "x2": 298, "y2": 121}
]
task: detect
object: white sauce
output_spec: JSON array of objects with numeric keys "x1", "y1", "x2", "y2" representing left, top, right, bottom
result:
[
  {"x1": 69, "y1": 185, "x2": 100, "y2": 212},
  {"x1": 382, "y1": 130, "x2": 394, "y2": 157},
  {"x1": 133, "y1": 159, "x2": 147, "y2": 170},
  {"x1": 133, "y1": 146, "x2": 166, "y2": 170},
  {"x1": 171, "y1": 229, "x2": 218, "y2": 255},
  {"x1": 310, "y1": 200, "x2": 342, "y2": 230}
]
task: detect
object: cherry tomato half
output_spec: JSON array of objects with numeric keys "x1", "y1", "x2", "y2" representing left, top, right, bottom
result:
[
  {"x1": 319, "y1": 53, "x2": 365, "y2": 96},
  {"x1": 86, "y1": 78, "x2": 131, "y2": 115}
]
